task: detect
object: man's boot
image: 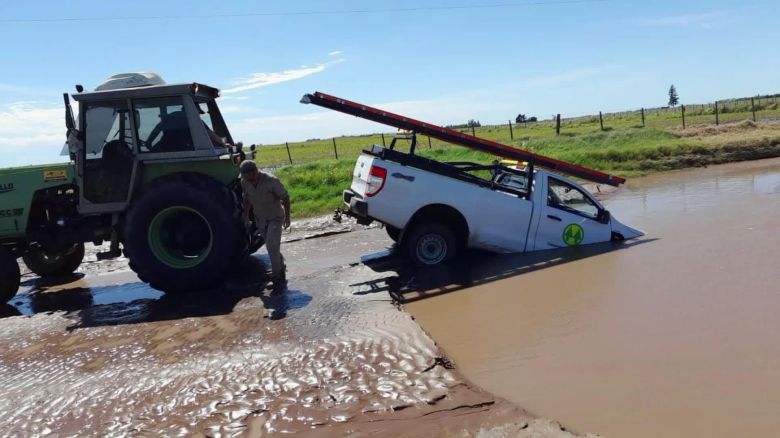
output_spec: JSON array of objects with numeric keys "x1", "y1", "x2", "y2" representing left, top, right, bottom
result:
[{"x1": 271, "y1": 275, "x2": 287, "y2": 295}]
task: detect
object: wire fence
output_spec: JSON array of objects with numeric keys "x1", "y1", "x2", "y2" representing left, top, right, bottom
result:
[{"x1": 254, "y1": 94, "x2": 780, "y2": 168}]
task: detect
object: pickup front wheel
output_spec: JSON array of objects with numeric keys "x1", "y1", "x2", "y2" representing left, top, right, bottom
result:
[{"x1": 404, "y1": 223, "x2": 457, "y2": 266}]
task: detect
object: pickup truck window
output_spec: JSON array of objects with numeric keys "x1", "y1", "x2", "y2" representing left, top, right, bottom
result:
[
  {"x1": 494, "y1": 172, "x2": 528, "y2": 192},
  {"x1": 547, "y1": 178, "x2": 599, "y2": 219}
]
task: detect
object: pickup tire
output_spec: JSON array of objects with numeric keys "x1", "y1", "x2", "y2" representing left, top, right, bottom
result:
[
  {"x1": 22, "y1": 243, "x2": 85, "y2": 277},
  {"x1": 404, "y1": 223, "x2": 457, "y2": 266},
  {"x1": 0, "y1": 248, "x2": 20, "y2": 303},
  {"x1": 123, "y1": 174, "x2": 246, "y2": 293},
  {"x1": 386, "y1": 225, "x2": 402, "y2": 242}
]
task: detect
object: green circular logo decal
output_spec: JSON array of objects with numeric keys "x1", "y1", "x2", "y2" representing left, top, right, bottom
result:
[{"x1": 563, "y1": 223, "x2": 585, "y2": 246}]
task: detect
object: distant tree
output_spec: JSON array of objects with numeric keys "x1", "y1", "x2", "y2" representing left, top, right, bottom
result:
[
  {"x1": 516, "y1": 114, "x2": 527, "y2": 124},
  {"x1": 528, "y1": 116, "x2": 538, "y2": 122},
  {"x1": 467, "y1": 119, "x2": 481, "y2": 128},
  {"x1": 668, "y1": 85, "x2": 680, "y2": 107}
]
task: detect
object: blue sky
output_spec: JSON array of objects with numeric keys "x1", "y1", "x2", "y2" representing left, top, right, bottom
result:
[{"x1": 1, "y1": 0, "x2": 779, "y2": 166}]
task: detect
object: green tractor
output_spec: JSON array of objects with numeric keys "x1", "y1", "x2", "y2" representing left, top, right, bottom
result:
[{"x1": 0, "y1": 73, "x2": 263, "y2": 303}]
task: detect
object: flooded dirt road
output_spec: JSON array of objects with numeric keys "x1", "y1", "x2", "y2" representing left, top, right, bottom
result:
[
  {"x1": 1, "y1": 226, "x2": 570, "y2": 437},
  {"x1": 406, "y1": 158, "x2": 780, "y2": 437}
]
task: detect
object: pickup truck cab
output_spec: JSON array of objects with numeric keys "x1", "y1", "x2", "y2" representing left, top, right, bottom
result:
[{"x1": 343, "y1": 145, "x2": 643, "y2": 265}]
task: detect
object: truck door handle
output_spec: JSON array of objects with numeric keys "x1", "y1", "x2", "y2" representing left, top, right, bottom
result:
[{"x1": 547, "y1": 214, "x2": 562, "y2": 222}]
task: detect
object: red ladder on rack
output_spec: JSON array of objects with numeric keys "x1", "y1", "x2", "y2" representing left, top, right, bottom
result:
[{"x1": 301, "y1": 91, "x2": 625, "y2": 186}]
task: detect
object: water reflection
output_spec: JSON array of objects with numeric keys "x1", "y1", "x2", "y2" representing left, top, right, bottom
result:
[
  {"x1": 5, "y1": 255, "x2": 312, "y2": 328},
  {"x1": 357, "y1": 240, "x2": 652, "y2": 303}
]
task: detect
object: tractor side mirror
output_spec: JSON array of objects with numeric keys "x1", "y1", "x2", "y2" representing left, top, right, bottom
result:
[{"x1": 599, "y1": 209, "x2": 611, "y2": 224}]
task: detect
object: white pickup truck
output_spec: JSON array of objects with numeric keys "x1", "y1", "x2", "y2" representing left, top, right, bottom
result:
[{"x1": 343, "y1": 145, "x2": 643, "y2": 265}]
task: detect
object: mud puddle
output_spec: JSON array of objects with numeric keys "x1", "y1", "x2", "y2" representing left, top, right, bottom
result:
[{"x1": 402, "y1": 158, "x2": 780, "y2": 437}]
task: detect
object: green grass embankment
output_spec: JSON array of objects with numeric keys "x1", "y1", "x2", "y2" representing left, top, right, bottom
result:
[
  {"x1": 274, "y1": 121, "x2": 780, "y2": 219},
  {"x1": 256, "y1": 103, "x2": 780, "y2": 167}
]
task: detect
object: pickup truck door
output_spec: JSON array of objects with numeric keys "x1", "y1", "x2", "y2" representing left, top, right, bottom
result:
[
  {"x1": 532, "y1": 175, "x2": 611, "y2": 250},
  {"x1": 471, "y1": 189, "x2": 533, "y2": 252}
]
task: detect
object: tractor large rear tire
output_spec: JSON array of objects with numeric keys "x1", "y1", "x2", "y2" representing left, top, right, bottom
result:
[
  {"x1": 123, "y1": 174, "x2": 246, "y2": 293},
  {"x1": 22, "y1": 243, "x2": 84, "y2": 277},
  {"x1": 0, "y1": 248, "x2": 20, "y2": 303}
]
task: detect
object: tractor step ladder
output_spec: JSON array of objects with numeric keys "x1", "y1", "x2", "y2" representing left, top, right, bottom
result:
[{"x1": 301, "y1": 92, "x2": 625, "y2": 186}]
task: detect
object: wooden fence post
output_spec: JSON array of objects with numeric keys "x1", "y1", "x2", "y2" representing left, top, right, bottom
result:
[
  {"x1": 508, "y1": 120, "x2": 514, "y2": 140},
  {"x1": 715, "y1": 101, "x2": 720, "y2": 126},
  {"x1": 555, "y1": 114, "x2": 561, "y2": 135},
  {"x1": 332, "y1": 138, "x2": 339, "y2": 160},
  {"x1": 681, "y1": 105, "x2": 686, "y2": 129},
  {"x1": 285, "y1": 142, "x2": 293, "y2": 165},
  {"x1": 381, "y1": 133, "x2": 386, "y2": 147},
  {"x1": 751, "y1": 98, "x2": 757, "y2": 122},
  {"x1": 471, "y1": 125, "x2": 476, "y2": 136},
  {"x1": 428, "y1": 136, "x2": 432, "y2": 149},
  {"x1": 599, "y1": 111, "x2": 604, "y2": 131},
  {"x1": 641, "y1": 108, "x2": 645, "y2": 127}
]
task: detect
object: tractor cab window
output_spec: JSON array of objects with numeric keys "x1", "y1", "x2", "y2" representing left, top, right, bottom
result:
[
  {"x1": 134, "y1": 97, "x2": 195, "y2": 153},
  {"x1": 84, "y1": 101, "x2": 133, "y2": 157},
  {"x1": 547, "y1": 178, "x2": 599, "y2": 219},
  {"x1": 83, "y1": 100, "x2": 135, "y2": 203},
  {"x1": 195, "y1": 99, "x2": 233, "y2": 146}
]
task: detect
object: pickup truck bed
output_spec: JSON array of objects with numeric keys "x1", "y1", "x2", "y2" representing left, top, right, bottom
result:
[{"x1": 344, "y1": 145, "x2": 643, "y2": 265}]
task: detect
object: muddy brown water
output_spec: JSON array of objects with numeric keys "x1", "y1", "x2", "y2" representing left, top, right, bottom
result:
[{"x1": 406, "y1": 158, "x2": 780, "y2": 437}]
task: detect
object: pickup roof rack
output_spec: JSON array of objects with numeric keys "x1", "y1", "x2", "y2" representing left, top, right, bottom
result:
[{"x1": 301, "y1": 92, "x2": 625, "y2": 186}]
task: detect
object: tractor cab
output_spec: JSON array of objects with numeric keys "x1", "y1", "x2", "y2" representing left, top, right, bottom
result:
[
  {"x1": 66, "y1": 73, "x2": 239, "y2": 214},
  {"x1": 1, "y1": 73, "x2": 258, "y2": 302}
]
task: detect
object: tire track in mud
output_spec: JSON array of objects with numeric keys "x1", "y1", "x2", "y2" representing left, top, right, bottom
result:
[{"x1": 0, "y1": 263, "x2": 500, "y2": 437}]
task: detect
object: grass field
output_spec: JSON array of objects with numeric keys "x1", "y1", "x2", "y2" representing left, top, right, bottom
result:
[
  {"x1": 274, "y1": 119, "x2": 780, "y2": 219},
  {"x1": 256, "y1": 98, "x2": 780, "y2": 168}
]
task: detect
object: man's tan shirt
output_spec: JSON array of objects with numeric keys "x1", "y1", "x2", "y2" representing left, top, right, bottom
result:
[{"x1": 241, "y1": 172, "x2": 289, "y2": 223}]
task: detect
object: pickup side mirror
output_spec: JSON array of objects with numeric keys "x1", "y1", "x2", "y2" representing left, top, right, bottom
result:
[{"x1": 599, "y1": 209, "x2": 611, "y2": 224}]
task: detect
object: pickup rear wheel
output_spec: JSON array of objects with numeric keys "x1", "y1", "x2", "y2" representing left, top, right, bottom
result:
[
  {"x1": 385, "y1": 225, "x2": 401, "y2": 242},
  {"x1": 404, "y1": 223, "x2": 457, "y2": 266},
  {"x1": 0, "y1": 248, "x2": 20, "y2": 303},
  {"x1": 22, "y1": 243, "x2": 84, "y2": 277}
]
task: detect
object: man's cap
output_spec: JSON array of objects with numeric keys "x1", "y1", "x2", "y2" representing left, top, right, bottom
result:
[{"x1": 240, "y1": 160, "x2": 258, "y2": 176}]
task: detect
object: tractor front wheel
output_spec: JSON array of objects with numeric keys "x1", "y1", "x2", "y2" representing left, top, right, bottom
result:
[
  {"x1": 0, "y1": 248, "x2": 20, "y2": 303},
  {"x1": 123, "y1": 174, "x2": 245, "y2": 293},
  {"x1": 22, "y1": 243, "x2": 84, "y2": 277}
]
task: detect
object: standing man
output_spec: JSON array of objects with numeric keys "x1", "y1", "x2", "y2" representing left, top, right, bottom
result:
[{"x1": 240, "y1": 160, "x2": 291, "y2": 292}]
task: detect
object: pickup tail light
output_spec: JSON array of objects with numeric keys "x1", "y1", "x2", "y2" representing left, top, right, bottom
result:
[{"x1": 365, "y1": 165, "x2": 387, "y2": 197}]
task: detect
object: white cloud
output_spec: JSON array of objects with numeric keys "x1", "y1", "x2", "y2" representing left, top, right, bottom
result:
[
  {"x1": 227, "y1": 64, "x2": 624, "y2": 145},
  {"x1": 0, "y1": 101, "x2": 69, "y2": 166},
  {"x1": 636, "y1": 11, "x2": 728, "y2": 29},
  {"x1": 518, "y1": 65, "x2": 619, "y2": 89},
  {"x1": 219, "y1": 95, "x2": 249, "y2": 101},
  {"x1": 229, "y1": 93, "x2": 512, "y2": 145},
  {"x1": 222, "y1": 58, "x2": 345, "y2": 94},
  {"x1": 328, "y1": 50, "x2": 342, "y2": 56}
]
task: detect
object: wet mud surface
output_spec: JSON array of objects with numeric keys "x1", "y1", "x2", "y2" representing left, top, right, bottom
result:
[
  {"x1": 8, "y1": 158, "x2": 773, "y2": 437},
  {"x1": 1, "y1": 228, "x2": 566, "y2": 437},
  {"x1": 405, "y1": 158, "x2": 780, "y2": 438}
]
